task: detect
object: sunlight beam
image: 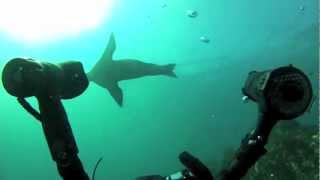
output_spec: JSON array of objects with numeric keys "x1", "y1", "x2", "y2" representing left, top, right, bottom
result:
[{"x1": 0, "y1": 0, "x2": 113, "y2": 43}]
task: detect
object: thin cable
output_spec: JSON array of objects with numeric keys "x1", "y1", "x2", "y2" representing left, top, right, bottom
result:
[{"x1": 92, "y1": 157, "x2": 103, "y2": 180}]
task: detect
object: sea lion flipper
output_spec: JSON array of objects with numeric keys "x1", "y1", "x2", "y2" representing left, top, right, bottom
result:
[
  {"x1": 101, "y1": 32, "x2": 116, "y2": 61},
  {"x1": 87, "y1": 33, "x2": 116, "y2": 82},
  {"x1": 163, "y1": 64, "x2": 177, "y2": 78},
  {"x1": 107, "y1": 82, "x2": 123, "y2": 107}
]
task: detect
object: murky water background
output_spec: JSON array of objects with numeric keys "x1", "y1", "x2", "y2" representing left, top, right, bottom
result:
[{"x1": 0, "y1": 0, "x2": 318, "y2": 179}]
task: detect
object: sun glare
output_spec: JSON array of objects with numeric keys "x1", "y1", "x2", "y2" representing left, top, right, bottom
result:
[{"x1": 0, "y1": 0, "x2": 113, "y2": 43}]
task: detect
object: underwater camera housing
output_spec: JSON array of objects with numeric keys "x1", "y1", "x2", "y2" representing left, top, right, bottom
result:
[
  {"x1": 136, "y1": 151, "x2": 214, "y2": 180},
  {"x1": 2, "y1": 57, "x2": 88, "y2": 99},
  {"x1": 137, "y1": 65, "x2": 314, "y2": 180},
  {"x1": 242, "y1": 65, "x2": 313, "y2": 120}
]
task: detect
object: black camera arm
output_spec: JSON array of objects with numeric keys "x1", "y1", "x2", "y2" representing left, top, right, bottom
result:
[
  {"x1": 218, "y1": 112, "x2": 278, "y2": 180},
  {"x1": 17, "y1": 95, "x2": 90, "y2": 180}
]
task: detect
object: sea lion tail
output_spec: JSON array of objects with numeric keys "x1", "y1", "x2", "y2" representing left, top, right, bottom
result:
[{"x1": 163, "y1": 64, "x2": 177, "y2": 78}]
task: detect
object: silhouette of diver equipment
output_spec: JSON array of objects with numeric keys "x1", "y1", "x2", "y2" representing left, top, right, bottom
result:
[
  {"x1": 137, "y1": 151, "x2": 214, "y2": 180},
  {"x1": 2, "y1": 58, "x2": 90, "y2": 180},
  {"x1": 242, "y1": 64, "x2": 313, "y2": 120},
  {"x1": 219, "y1": 64, "x2": 313, "y2": 180},
  {"x1": 137, "y1": 65, "x2": 313, "y2": 180}
]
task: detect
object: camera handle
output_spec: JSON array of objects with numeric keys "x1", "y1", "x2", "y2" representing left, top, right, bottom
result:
[
  {"x1": 218, "y1": 112, "x2": 278, "y2": 180},
  {"x1": 18, "y1": 95, "x2": 90, "y2": 180}
]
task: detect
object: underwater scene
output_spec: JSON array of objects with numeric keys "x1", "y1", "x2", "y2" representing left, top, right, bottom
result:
[{"x1": 0, "y1": 0, "x2": 318, "y2": 179}]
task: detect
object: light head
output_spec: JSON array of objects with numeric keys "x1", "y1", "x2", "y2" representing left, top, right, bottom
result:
[
  {"x1": 2, "y1": 58, "x2": 88, "y2": 99},
  {"x1": 242, "y1": 65, "x2": 313, "y2": 120}
]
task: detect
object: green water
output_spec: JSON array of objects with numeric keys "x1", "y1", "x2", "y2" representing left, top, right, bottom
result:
[{"x1": 0, "y1": 0, "x2": 318, "y2": 179}]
